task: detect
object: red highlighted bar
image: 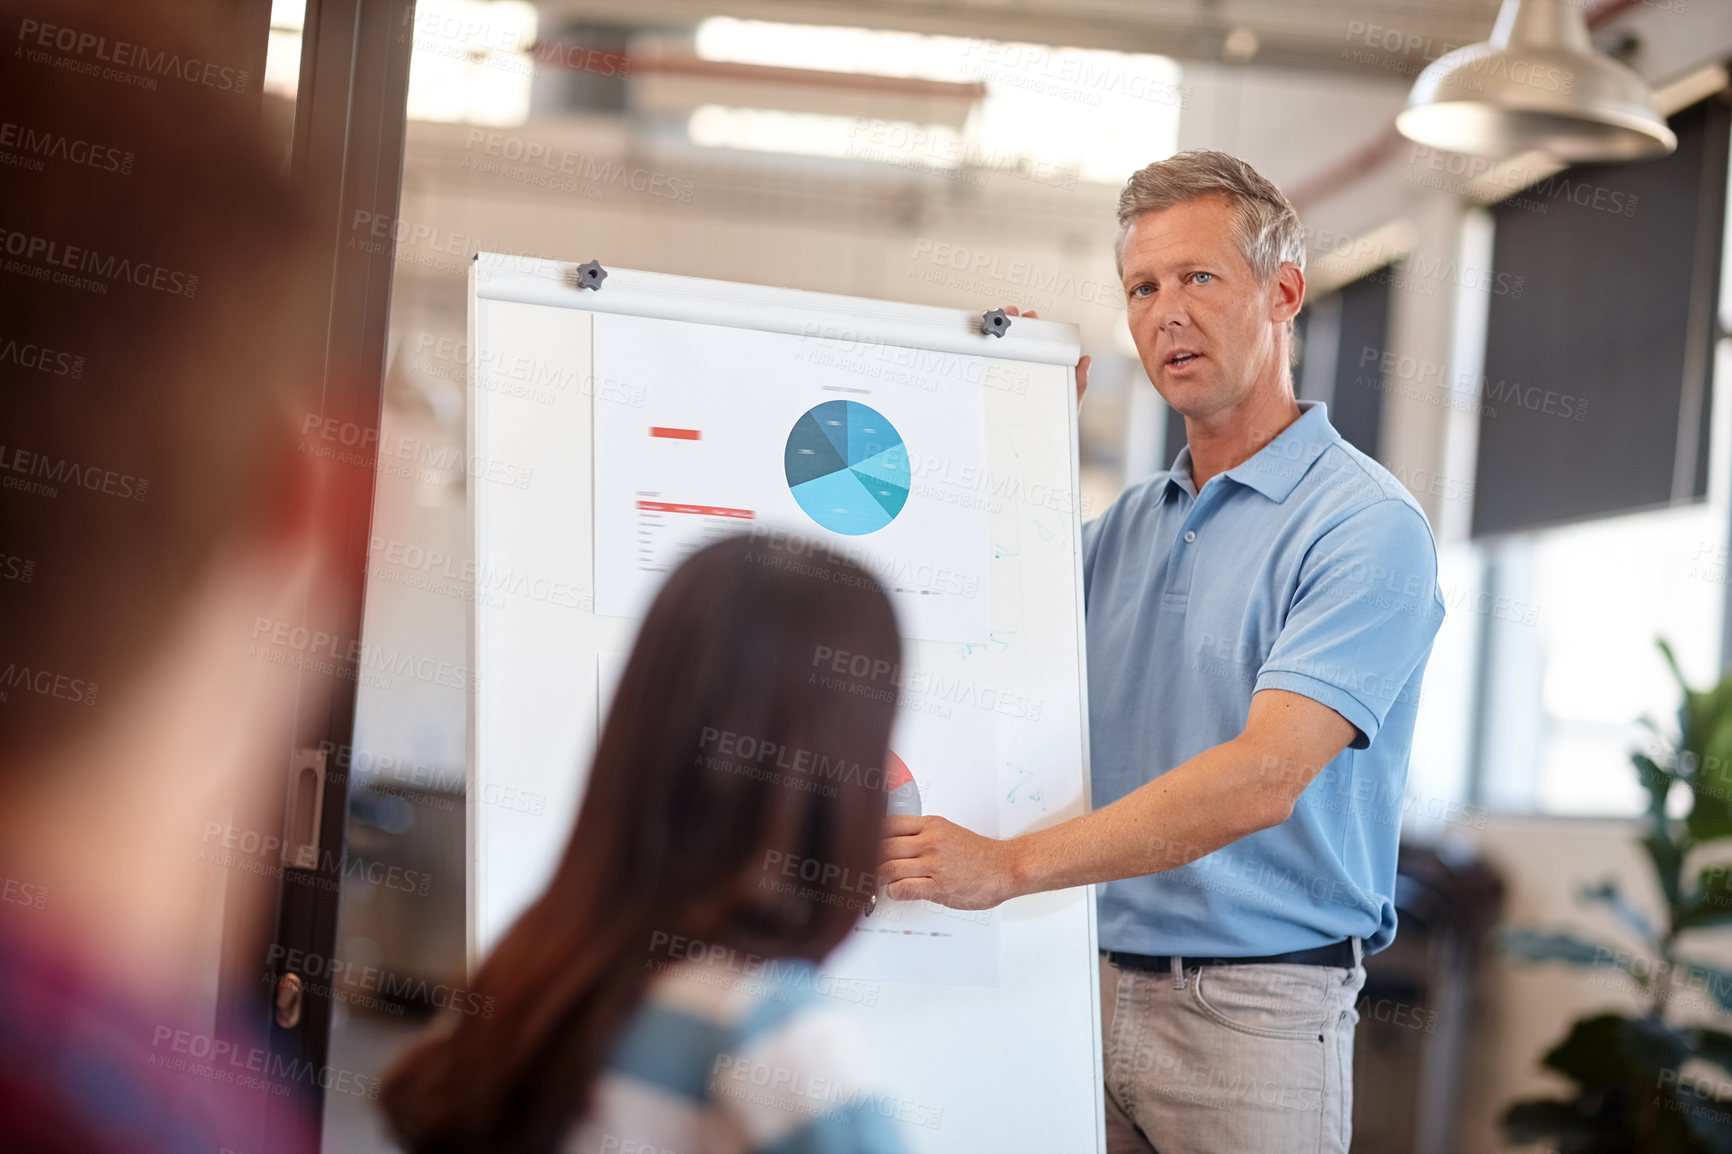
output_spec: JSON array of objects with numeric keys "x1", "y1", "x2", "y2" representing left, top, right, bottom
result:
[
  {"x1": 636, "y1": 500, "x2": 754, "y2": 519},
  {"x1": 650, "y1": 426, "x2": 701, "y2": 440}
]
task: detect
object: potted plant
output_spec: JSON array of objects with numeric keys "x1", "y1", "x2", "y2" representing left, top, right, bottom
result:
[{"x1": 1501, "y1": 641, "x2": 1732, "y2": 1152}]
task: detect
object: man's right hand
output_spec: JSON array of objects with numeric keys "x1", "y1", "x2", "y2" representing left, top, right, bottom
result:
[
  {"x1": 879, "y1": 814, "x2": 1023, "y2": 911},
  {"x1": 1002, "y1": 306, "x2": 1090, "y2": 406}
]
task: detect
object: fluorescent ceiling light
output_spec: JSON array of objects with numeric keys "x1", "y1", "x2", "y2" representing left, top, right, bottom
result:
[
  {"x1": 689, "y1": 106, "x2": 965, "y2": 168},
  {"x1": 406, "y1": 0, "x2": 539, "y2": 126},
  {"x1": 691, "y1": 18, "x2": 1182, "y2": 185}
]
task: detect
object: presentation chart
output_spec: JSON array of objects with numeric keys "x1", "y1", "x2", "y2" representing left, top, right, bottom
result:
[
  {"x1": 631, "y1": 436, "x2": 757, "y2": 579},
  {"x1": 470, "y1": 256, "x2": 1099, "y2": 1153},
  {"x1": 885, "y1": 749, "x2": 921, "y2": 816},
  {"x1": 785, "y1": 400, "x2": 911, "y2": 535},
  {"x1": 824, "y1": 701, "x2": 1000, "y2": 987},
  {"x1": 592, "y1": 312, "x2": 993, "y2": 643}
]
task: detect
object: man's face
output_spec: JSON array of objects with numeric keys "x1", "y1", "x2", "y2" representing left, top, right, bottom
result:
[{"x1": 1119, "y1": 194, "x2": 1292, "y2": 421}]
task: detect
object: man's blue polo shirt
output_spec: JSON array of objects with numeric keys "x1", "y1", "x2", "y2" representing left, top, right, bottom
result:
[{"x1": 1083, "y1": 401, "x2": 1444, "y2": 957}]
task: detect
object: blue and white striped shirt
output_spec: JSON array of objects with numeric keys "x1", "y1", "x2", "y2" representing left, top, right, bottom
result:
[{"x1": 564, "y1": 956, "x2": 911, "y2": 1154}]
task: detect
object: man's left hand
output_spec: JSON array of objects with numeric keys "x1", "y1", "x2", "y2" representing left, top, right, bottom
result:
[
  {"x1": 879, "y1": 815, "x2": 1019, "y2": 910},
  {"x1": 1004, "y1": 306, "x2": 1089, "y2": 405}
]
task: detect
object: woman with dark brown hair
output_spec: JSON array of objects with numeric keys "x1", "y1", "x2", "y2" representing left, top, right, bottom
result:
[{"x1": 381, "y1": 532, "x2": 911, "y2": 1154}]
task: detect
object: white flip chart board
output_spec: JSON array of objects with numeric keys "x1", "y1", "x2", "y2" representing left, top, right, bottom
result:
[{"x1": 466, "y1": 251, "x2": 1103, "y2": 1153}]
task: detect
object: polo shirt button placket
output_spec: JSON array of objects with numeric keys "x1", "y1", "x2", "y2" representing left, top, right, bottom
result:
[{"x1": 1162, "y1": 519, "x2": 1203, "y2": 607}]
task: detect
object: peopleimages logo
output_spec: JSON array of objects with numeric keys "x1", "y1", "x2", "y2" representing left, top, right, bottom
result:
[
  {"x1": 462, "y1": 130, "x2": 695, "y2": 203},
  {"x1": 0, "y1": 227, "x2": 197, "y2": 297},
  {"x1": 0, "y1": 120, "x2": 134, "y2": 174},
  {"x1": 0, "y1": 663, "x2": 97, "y2": 705},
  {"x1": 0, "y1": 442, "x2": 148, "y2": 501},
  {"x1": 265, "y1": 945, "x2": 496, "y2": 1019},
  {"x1": 15, "y1": 19, "x2": 249, "y2": 93},
  {"x1": 0, "y1": 337, "x2": 83, "y2": 378},
  {"x1": 150, "y1": 1027, "x2": 377, "y2": 1099}
]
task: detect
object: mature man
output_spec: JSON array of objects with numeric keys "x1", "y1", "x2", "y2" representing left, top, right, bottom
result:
[{"x1": 881, "y1": 150, "x2": 1445, "y2": 1153}]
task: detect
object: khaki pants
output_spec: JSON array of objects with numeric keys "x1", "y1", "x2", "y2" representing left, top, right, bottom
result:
[{"x1": 1098, "y1": 950, "x2": 1365, "y2": 1154}]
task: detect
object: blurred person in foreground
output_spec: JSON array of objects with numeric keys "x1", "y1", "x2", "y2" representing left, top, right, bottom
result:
[
  {"x1": 382, "y1": 533, "x2": 909, "y2": 1154},
  {"x1": 0, "y1": 0, "x2": 345, "y2": 1149},
  {"x1": 885, "y1": 151, "x2": 1446, "y2": 1154}
]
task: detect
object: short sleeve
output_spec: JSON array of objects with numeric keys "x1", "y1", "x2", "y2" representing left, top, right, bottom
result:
[
  {"x1": 1254, "y1": 499, "x2": 1444, "y2": 750},
  {"x1": 711, "y1": 997, "x2": 914, "y2": 1154},
  {"x1": 1082, "y1": 514, "x2": 1103, "y2": 596}
]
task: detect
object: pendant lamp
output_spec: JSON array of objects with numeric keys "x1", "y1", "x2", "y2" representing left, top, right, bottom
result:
[{"x1": 1396, "y1": 0, "x2": 1676, "y2": 161}]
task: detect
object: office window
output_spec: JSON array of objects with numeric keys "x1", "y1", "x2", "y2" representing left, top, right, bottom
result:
[{"x1": 1474, "y1": 502, "x2": 1727, "y2": 815}]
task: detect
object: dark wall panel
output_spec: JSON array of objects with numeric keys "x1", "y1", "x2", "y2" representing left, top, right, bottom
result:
[
  {"x1": 1472, "y1": 97, "x2": 1728, "y2": 537},
  {"x1": 1328, "y1": 270, "x2": 1392, "y2": 459}
]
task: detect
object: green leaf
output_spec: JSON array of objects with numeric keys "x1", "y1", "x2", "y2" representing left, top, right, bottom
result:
[
  {"x1": 1667, "y1": 956, "x2": 1732, "y2": 1014},
  {"x1": 1672, "y1": 1092, "x2": 1732, "y2": 1154},
  {"x1": 1497, "y1": 928, "x2": 1627, "y2": 971},
  {"x1": 1506, "y1": 1001, "x2": 1732, "y2": 1152},
  {"x1": 1664, "y1": 637, "x2": 1732, "y2": 790},
  {"x1": 1687, "y1": 1026, "x2": 1732, "y2": 1077},
  {"x1": 1540, "y1": 1013, "x2": 1691, "y2": 1089},
  {"x1": 1687, "y1": 754, "x2": 1732, "y2": 843},
  {"x1": 1506, "y1": 1084, "x2": 1725, "y2": 1153},
  {"x1": 1675, "y1": 1029, "x2": 1732, "y2": 1154},
  {"x1": 1646, "y1": 828, "x2": 1687, "y2": 911},
  {"x1": 1634, "y1": 751, "x2": 1675, "y2": 824},
  {"x1": 1579, "y1": 880, "x2": 1659, "y2": 950},
  {"x1": 1502, "y1": 1099, "x2": 1618, "y2": 1146},
  {"x1": 1705, "y1": 711, "x2": 1732, "y2": 793},
  {"x1": 1660, "y1": 638, "x2": 1691, "y2": 701},
  {"x1": 1677, "y1": 864, "x2": 1732, "y2": 932}
]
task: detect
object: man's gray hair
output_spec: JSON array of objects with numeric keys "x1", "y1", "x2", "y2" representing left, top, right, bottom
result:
[{"x1": 1114, "y1": 150, "x2": 1306, "y2": 283}]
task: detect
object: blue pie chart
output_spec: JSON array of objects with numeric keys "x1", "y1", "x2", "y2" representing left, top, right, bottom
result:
[{"x1": 784, "y1": 401, "x2": 909, "y2": 535}]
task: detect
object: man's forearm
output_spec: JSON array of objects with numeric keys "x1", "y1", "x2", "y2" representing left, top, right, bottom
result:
[
  {"x1": 877, "y1": 689, "x2": 1352, "y2": 910},
  {"x1": 1002, "y1": 736, "x2": 1298, "y2": 900}
]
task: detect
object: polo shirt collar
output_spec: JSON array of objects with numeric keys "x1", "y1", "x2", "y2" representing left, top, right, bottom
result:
[{"x1": 1157, "y1": 401, "x2": 1339, "y2": 504}]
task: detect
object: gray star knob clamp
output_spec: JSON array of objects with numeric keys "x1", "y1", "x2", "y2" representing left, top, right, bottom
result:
[
  {"x1": 980, "y1": 307, "x2": 1011, "y2": 337},
  {"x1": 574, "y1": 259, "x2": 608, "y2": 290}
]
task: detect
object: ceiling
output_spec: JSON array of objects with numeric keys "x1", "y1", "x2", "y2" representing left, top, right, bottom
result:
[{"x1": 537, "y1": 0, "x2": 1515, "y2": 76}]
